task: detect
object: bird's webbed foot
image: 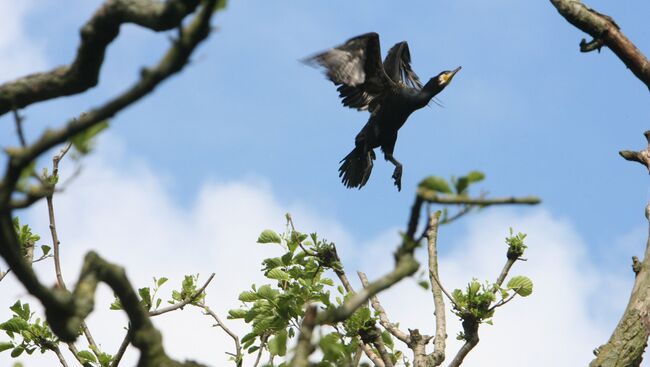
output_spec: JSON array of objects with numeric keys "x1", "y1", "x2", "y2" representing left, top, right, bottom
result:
[
  {"x1": 392, "y1": 165, "x2": 402, "y2": 191},
  {"x1": 385, "y1": 153, "x2": 402, "y2": 191}
]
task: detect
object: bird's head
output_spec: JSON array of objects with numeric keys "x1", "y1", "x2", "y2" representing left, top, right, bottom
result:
[
  {"x1": 436, "y1": 66, "x2": 462, "y2": 86},
  {"x1": 434, "y1": 66, "x2": 462, "y2": 88},
  {"x1": 424, "y1": 66, "x2": 461, "y2": 95}
]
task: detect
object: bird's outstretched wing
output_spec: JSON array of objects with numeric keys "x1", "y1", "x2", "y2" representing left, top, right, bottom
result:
[
  {"x1": 383, "y1": 41, "x2": 423, "y2": 90},
  {"x1": 304, "y1": 32, "x2": 393, "y2": 112}
]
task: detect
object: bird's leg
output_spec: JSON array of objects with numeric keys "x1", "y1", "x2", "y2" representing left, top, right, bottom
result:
[{"x1": 384, "y1": 153, "x2": 402, "y2": 191}]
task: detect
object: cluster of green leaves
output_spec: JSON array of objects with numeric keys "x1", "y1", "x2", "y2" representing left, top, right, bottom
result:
[
  {"x1": 229, "y1": 221, "x2": 378, "y2": 366},
  {"x1": 450, "y1": 231, "x2": 533, "y2": 341},
  {"x1": 76, "y1": 349, "x2": 113, "y2": 367},
  {"x1": 12, "y1": 218, "x2": 49, "y2": 261},
  {"x1": 111, "y1": 274, "x2": 205, "y2": 313},
  {"x1": 0, "y1": 301, "x2": 113, "y2": 366},
  {"x1": 0, "y1": 301, "x2": 57, "y2": 359},
  {"x1": 418, "y1": 170, "x2": 485, "y2": 197},
  {"x1": 505, "y1": 228, "x2": 527, "y2": 260}
]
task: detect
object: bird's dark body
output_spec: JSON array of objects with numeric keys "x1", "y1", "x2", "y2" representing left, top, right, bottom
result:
[{"x1": 305, "y1": 32, "x2": 459, "y2": 191}]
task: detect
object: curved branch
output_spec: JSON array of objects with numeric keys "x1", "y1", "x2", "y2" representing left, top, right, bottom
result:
[
  {"x1": 550, "y1": 0, "x2": 650, "y2": 89},
  {"x1": 0, "y1": 0, "x2": 217, "y2": 346},
  {"x1": 589, "y1": 133, "x2": 650, "y2": 366},
  {"x1": 0, "y1": 0, "x2": 202, "y2": 116}
]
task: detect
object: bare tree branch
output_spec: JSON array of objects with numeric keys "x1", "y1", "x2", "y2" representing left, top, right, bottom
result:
[
  {"x1": 0, "y1": 0, "x2": 204, "y2": 116},
  {"x1": 0, "y1": 0, "x2": 218, "y2": 355},
  {"x1": 199, "y1": 303, "x2": 243, "y2": 367},
  {"x1": 550, "y1": 0, "x2": 650, "y2": 89},
  {"x1": 358, "y1": 271, "x2": 409, "y2": 344},
  {"x1": 589, "y1": 132, "x2": 650, "y2": 366},
  {"x1": 426, "y1": 212, "x2": 446, "y2": 366},
  {"x1": 417, "y1": 189, "x2": 540, "y2": 206},
  {"x1": 290, "y1": 306, "x2": 317, "y2": 367}
]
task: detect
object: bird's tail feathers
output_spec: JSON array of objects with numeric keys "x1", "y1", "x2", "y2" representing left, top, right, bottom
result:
[{"x1": 339, "y1": 146, "x2": 375, "y2": 189}]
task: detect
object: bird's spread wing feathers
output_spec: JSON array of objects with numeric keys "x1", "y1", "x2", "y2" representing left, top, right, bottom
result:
[
  {"x1": 383, "y1": 41, "x2": 423, "y2": 90},
  {"x1": 304, "y1": 32, "x2": 393, "y2": 113}
]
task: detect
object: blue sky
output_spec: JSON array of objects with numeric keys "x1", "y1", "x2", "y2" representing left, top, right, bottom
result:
[
  {"x1": 5, "y1": 0, "x2": 649, "y2": 262},
  {"x1": 1, "y1": 1, "x2": 649, "y2": 366}
]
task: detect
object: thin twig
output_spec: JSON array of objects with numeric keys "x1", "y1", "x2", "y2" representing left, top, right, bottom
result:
[
  {"x1": 46, "y1": 143, "x2": 102, "y2": 356},
  {"x1": 109, "y1": 327, "x2": 133, "y2": 367},
  {"x1": 358, "y1": 271, "x2": 409, "y2": 344},
  {"x1": 254, "y1": 334, "x2": 269, "y2": 367},
  {"x1": 332, "y1": 261, "x2": 387, "y2": 365},
  {"x1": 199, "y1": 302, "x2": 242, "y2": 366},
  {"x1": 0, "y1": 253, "x2": 52, "y2": 283},
  {"x1": 52, "y1": 345, "x2": 70, "y2": 367},
  {"x1": 495, "y1": 258, "x2": 516, "y2": 288},
  {"x1": 429, "y1": 270, "x2": 459, "y2": 310},
  {"x1": 149, "y1": 273, "x2": 215, "y2": 316},
  {"x1": 12, "y1": 107, "x2": 27, "y2": 147}
]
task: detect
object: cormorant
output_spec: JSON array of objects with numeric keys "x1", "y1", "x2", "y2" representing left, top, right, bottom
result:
[{"x1": 305, "y1": 32, "x2": 460, "y2": 191}]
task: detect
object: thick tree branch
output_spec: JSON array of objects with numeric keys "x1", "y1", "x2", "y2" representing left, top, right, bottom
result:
[
  {"x1": 358, "y1": 271, "x2": 409, "y2": 344},
  {"x1": 0, "y1": 0, "x2": 203, "y2": 116},
  {"x1": 0, "y1": 0, "x2": 217, "y2": 353},
  {"x1": 289, "y1": 306, "x2": 317, "y2": 367},
  {"x1": 110, "y1": 273, "x2": 215, "y2": 366},
  {"x1": 74, "y1": 252, "x2": 208, "y2": 366},
  {"x1": 426, "y1": 212, "x2": 446, "y2": 367},
  {"x1": 550, "y1": 0, "x2": 650, "y2": 89},
  {"x1": 590, "y1": 133, "x2": 650, "y2": 366},
  {"x1": 316, "y1": 255, "x2": 419, "y2": 325}
]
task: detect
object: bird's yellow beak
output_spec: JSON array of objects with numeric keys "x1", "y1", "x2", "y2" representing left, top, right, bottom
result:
[{"x1": 441, "y1": 66, "x2": 462, "y2": 84}]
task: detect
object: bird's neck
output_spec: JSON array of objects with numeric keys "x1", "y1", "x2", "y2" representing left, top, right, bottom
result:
[
  {"x1": 410, "y1": 80, "x2": 444, "y2": 108},
  {"x1": 422, "y1": 80, "x2": 445, "y2": 99}
]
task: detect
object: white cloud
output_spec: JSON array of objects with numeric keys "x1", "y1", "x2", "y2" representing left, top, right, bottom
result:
[
  {"x1": 0, "y1": 137, "x2": 644, "y2": 366},
  {"x1": 0, "y1": 1, "x2": 47, "y2": 82}
]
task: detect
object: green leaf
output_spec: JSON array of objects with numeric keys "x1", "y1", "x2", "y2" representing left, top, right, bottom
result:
[
  {"x1": 267, "y1": 329, "x2": 287, "y2": 356},
  {"x1": 41, "y1": 245, "x2": 51, "y2": 256},
  {"x1": 257, "y1": 230, "x2": 282, "y2": 244},
  {"x1": 0, "y1": 342, "x2": 13, "y2": 353},
  {"x1": 381, "y1": 331, "x2": 394, "y2": 350},
  {"x1": 466, "y1": 171, "x2": 485, "y2": 183},
  {"x1": 266, "y1": 268, "x2": 290, "y2": 281},
  {"x1": 228, "y1": 309, "x2": 247, "y2": 319},
  {"x1": 110, "y1": 298, "x2": 123, "y2": 310},
  {"x1": 98, "y1": 352, "x2": 113, "y2": 367},
  {"x1": 507, "y1": 276, "x2": 533, "y2": 297},
  {"x1": 10, "y1": 346, "x2": 24, "y2": 358},
  {"x1": 138, "y1": 287, "x2": 152, "y2": 309},
  {"x1": 77, "y1": 350, "x2": 97, "y2": 363},
  {"x1": 0, "y1": 317, "x2": 29, "y2": 333},
  {"x1": 238, "y1": 291, "x2": 258, "y2": 302},
  {"x1": 257, "y1": 285, "x2": 277, "y2": 300},
  {"x1": 70, "y1": 120, "x2": 109, "y2": 155},
  {"x1": 417, "y1": 280, "x2": 430, "y2": 290},
  {"x1": 156, "y1": 277, "x2": 168, "y2": 287},
  {"x1": 418, "y1": 176, "x2": 452, "y2": 194},
  {"x1": 455, "y1": 176, "x2": 470, "y2": 195}
]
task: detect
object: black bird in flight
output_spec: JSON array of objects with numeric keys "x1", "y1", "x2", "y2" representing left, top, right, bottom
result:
[{"x1": 305, "y1": 32, "x2": 460, "y2": 191}]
